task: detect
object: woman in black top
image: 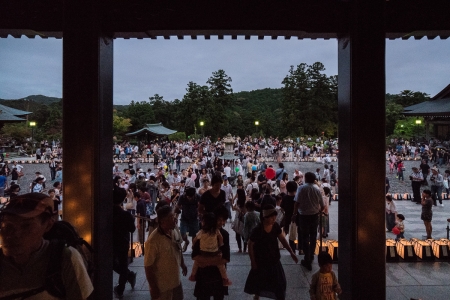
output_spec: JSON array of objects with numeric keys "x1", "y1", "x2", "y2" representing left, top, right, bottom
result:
[
  {"x1": 245, "y1": 204, "x2": 298, "y2": 300},
  {"x1": 192, "y1": 205, "x2": 230, "y2": 300},
  {"x1": 199, "y1": 175, "x2": 226, "y2": 214}
]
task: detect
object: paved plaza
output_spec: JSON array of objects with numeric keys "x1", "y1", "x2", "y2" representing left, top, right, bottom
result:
[
  {"x1": 5, "y1": 156, "x2": 450, "y2": 299},
  {"x1": 115, "y1": 194, "x2": 450, "y2": 300}
]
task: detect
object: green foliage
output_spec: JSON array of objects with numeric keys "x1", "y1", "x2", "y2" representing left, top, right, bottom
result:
[
  {"x1": 121, "y1": 100, "x2": 155, "y2": 132},
  {"x1": 168, "y1": 132, "x2": 186, "y2": 141},
  {"x1": 7, "y1": 68, "x2": 432, "y2": 143},
  {"x1": 113, "y1": 109, "x2": 132, "y2": 139},
  {"x1": 392, "y1": 117, "x2": 425, "y2": 139},
  {"x1": 281, "y1": 63, "x2": 338, "y2": 137},
  {"x1": 385, "y1": 90, "x2": 430, "y2": 136},
  {"x1": 1, "y1": 123, "x2": 31, "y2": 141}
]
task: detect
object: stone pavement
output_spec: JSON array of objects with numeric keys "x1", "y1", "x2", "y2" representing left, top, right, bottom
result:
[{"x1": 114, "y1": 198, "x2": 450, "y2": 300}]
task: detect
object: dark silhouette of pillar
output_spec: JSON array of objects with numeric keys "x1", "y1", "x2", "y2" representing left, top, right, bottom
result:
[
  {"x1": 63, "y1": 1, "x2": 113, "y2": 298},
  {"x1": 338, "y1": 0, "x2": 386, "y2": 299}
]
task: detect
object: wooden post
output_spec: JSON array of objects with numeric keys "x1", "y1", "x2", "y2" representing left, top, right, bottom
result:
[
  {"x1": 63, "y1": 1, "x2": 114, "y2": 298},
  {"x1": 337, "y1": 0, "x2": 386, "y2": 298}
]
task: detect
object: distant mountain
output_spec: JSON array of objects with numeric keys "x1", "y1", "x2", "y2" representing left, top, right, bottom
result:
[{"x1": 0, "y1": 95, "x2": 62, "y2": 106}]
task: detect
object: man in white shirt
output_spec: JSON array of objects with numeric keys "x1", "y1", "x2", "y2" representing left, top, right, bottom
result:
[
  {"x1": 223, "y1": 163, "x2": 231, "y2": 178},
  {"x1": 221, "y1": 176, "x2": 234, "y2": 221},
  {"x1": 172, "y1": 172, "x2": 181, "y2": 188}
]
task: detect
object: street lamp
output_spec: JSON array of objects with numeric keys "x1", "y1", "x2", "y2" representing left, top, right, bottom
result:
[
  {"x1": 415, "y1": 119, "x2": 422, "y2": 140},
  {"x1": 29, "y1": 121, "x2": 36, "y2": 155},
  {"x1": 255, "y1": 121, "x2": 259, "y2": 135},
  {"x1": 199, "y1": 121, "x2": 204, "y2": 138}
]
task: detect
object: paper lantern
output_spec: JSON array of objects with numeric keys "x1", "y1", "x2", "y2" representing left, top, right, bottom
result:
[
  {"x1": 128, "y1": 242, "x2": 143, "y2": 258},
  {"x1": 327, "y1": 240, "x2": 339, "y2": 262},
  {"x1": 314, "y1": 240, "x2": 328, "y2": 255},
  {"x1": 396, "y1": 240, "x2": 416, "y2": 260},
  {"x1": 442, "y1": 193, "x2": 449, "y2": 200},
  {"x1": 333, "y1": 194, "x2": 339, "y2": 201},
  {"x1": 394, "y1": 193, "x2": 402, "y2": 200},
  {"x1": 386, "y1": 239, "x2": 399, "y2": 261},
  {"x1": 411, "y1": 238, "x2": 434, "y2": 260},
  {"x1": 403, "y1": 193, "x2": 412, "y2": 200},
  {"x1": 431, "y1": 239, "x2": 449, "y2": 260}
]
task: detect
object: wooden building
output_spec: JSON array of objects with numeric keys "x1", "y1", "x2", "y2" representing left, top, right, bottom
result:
[
  {"x1": 404, "y1": 84, "x2": 450, "y2": 140},
  {"x1": 2, "y1": 0, "x2": 450, "y2": 299}
]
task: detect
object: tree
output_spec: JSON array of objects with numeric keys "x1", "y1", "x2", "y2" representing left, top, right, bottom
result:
[
  {"x1": 122, "y1": 100, "x2": 155, "y2": 132},
  {"x1": 1, "y1": 123, "x2": 31, "y2": 141},
  {"x1": 281, "y1": 63, "x2": 338, "y2": 137},
  {"x1": 385, "y1": 90, "x2": 429, "y2": 136},
  {"x1": 206, "y1": 70, "x2": 234, "y2": 137},
  {"x1": 177, "y1": 82, "x2": 214, "y2": 136},
  {"x1": 113, "y1": 109, "x2": 132, "y2": 138}
]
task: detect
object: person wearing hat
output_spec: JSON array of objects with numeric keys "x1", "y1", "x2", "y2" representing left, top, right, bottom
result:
[
  {"x1": 244, "y1": 204, "x2": 298, "y2": 299},
  {"x1": 410, "y1": 167, "x2": 423, "y2": 204},
  {"x1": 0, "y1": 193, "x2": 93, "y2": 299},
  {"x1": 430, "y1": 166, "x2": 444, "y2": 207},
  {"x1": 31, "y1": 176, "x2": 45, "y2": 193}
]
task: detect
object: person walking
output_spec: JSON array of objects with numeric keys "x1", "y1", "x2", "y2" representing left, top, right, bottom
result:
[
  {"x1": 291, "y1": 172, "x2": 324, "y2": 271},
  {"x1": 430, "y1": 166, "x2": 444, "y2": 207},
  {"x1": 244, "y1": 204, "x2": 298, "y2": 300},
  {"x1": 385, "y1": 195, "x2": 397, "y2": 232},
  {"x1": 410, "y1": 167, "x2": 423, "y2": 204},
  {"x1": 176, "y1": 187, "x2": 200, "y2": 252},
  {"x1": 420, "y1": 159, "x2": 430, "y2": 186},
  {"x1": 49, "y1": 158, "x2": 57, "y2": 181},
  {"x1": 421, "y1": 189, "x2": 433, "y2": 239},
  {"x1": 112, "y1": 186, "x2": 137, "y2": 298},
  {"x1": 145, "y1": 205, "x2": 187, "y2": 300}
]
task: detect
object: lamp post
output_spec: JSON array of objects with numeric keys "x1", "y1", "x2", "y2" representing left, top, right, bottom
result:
[
  {"x1": 415, "y1": 119, "x2": 422, "y2": 140},
  {"x1": 255, "y1": 121, "x2": 259, "y2": 136},
  {"x1": 29, "y1": 121, "x2": 36, "y2": 155},
  {"x1": 200, "y1": 121, "x2": 204, "y2": 138}
]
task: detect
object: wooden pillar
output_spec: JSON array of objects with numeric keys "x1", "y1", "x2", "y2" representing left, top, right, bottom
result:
[
  {"x1": 63, "y1": 1, "x2": 113, "y2": 298},
  {"x1": 337, "y1": 0, "x2": 386, "y2": 299},
  {"x1": 425, "y1": 119, "x2": 430, "y2": 141}
]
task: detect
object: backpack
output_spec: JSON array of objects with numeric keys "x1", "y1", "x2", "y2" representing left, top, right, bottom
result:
[
  {"x1": 43, "y1": 220, "x2": 95, "y2": 284},
  {"x1": 0, "y1": 221, "x2": 94, "y2": 300}
]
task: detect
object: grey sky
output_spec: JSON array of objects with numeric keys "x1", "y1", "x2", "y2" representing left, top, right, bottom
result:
[{"x1": 0, "y1": 37, "x2": 449, "y2": 105}]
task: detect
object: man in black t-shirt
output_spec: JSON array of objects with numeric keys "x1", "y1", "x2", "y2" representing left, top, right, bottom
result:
[
  {"x1": 176, "y1": 187, "x2": 200, "y2": 252},
  {"x1": 257, "y1": 169, "x2": 267, "y2": 193},
  {"x1": 175, "y1": 154, "x2": 182, "y2": 173}
]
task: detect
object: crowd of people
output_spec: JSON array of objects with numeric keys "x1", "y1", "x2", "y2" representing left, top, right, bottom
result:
[
  {"x1": 0, "y1": 136, "x2": 343, "y2": 300},
  {"x1": 113, "y1": 135, "x2": 338, "y2": 167},
  {"x1": 386, "y1": 139, "x2": 450, "y2": 241},
  {"x1": 111, "y1": 150, "x2": 340, "y2": 299}
]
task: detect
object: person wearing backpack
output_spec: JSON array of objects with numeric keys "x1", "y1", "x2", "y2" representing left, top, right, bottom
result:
[
  {"x1": 113, "y1": 186, "x2": 137, "y2": 298},
  {"x1": 0, "y1": 193, "x2": 93, "y2": 299}
]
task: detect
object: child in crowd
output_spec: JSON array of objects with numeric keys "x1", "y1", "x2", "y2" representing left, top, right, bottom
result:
[
  {"x1": 275, "y1": 194, "x2": 285, "y2": 226},
  {"x1": 394, "y1": 214, "x2": 405, "y2": 241},
  {"x1": 189, "y1": 213, "x2": 232, "y2": 286},
  {"x1": 309, "y1": 252, "x2": 342, "y2": 300},
  {"x1": 243, "y1": 201, "x2": 261, "y2": 243}
]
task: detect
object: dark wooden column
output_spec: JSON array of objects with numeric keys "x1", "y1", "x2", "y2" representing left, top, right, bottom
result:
[
  {"x1": 337, "y1": 0, "x2": 386, "y2": 299},
  {"x1": 63, "y1": 1, "x2": 113, "y2": 298}
]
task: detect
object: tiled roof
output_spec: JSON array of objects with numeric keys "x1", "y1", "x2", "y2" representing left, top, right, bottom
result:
[{"x1": 126, "y1": 123, "x2": 177, "y2": 137}]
